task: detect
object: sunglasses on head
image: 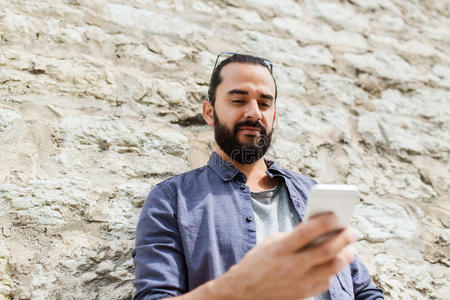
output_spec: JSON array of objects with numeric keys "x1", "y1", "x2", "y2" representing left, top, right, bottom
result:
[{"x1": 211, "y1": 52, "x2": 273, "y2": 76}]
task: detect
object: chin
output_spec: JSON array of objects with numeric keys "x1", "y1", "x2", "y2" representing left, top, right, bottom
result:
[{"x1": 239, "y1": 136, "x2": 258, "y2": 144}]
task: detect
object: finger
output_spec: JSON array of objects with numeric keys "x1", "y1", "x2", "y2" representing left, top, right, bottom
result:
[
  {"x1": 309, "y1": 245, "x2": 356, "y2": 278},
  {"x1": 294, "y1": 275, "x2": 334, "y2": 298},
  {"x1": 281, "y1": 213, "x2": 341, "y2": 253},
  {"x1": 307, "y1": 276, "x2": 334, "y2": 297},
  {"x1": 300, "y1": 228, "x2": 357, "y2": 268}
]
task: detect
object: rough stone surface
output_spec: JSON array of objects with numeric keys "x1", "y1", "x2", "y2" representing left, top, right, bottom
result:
[{"x1": 0, "y1": 1, "x2": 449, "y2": 299}]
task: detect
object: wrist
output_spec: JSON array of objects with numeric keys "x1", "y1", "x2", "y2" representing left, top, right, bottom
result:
[
  {"x1": 204, "y1": 266, "x2": 243, "y2": 300},
  {"x1": 171, "y1": 265, "x2": 246, "y2": 300}
]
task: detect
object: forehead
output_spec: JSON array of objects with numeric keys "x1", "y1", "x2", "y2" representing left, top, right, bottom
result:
[{"x1": 218, "y1": 62, "x2": 276, "y2": 95}]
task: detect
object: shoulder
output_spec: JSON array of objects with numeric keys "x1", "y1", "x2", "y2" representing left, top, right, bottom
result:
[
  {"x1": 150, "y1": 165, "x2": 211, "y2": 198},
  {"x1": 280, "y1": 167, "x2": 317, "y2": 188},
  {"x1": 266, "y1": 158, "x2": 318, "y2": 199},
  {"x1": 276, "y1": 167, "x2": 317, "y2": 204}
]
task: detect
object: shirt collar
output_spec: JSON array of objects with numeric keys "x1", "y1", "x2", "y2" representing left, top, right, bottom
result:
[{"x1": 207, "y1": 151, "x2": 292, "y2": 181}]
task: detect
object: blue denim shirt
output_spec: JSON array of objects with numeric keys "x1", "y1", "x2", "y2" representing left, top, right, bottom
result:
[{"x1": 133, "y1": 152, "x2": 384, "y2": 300}]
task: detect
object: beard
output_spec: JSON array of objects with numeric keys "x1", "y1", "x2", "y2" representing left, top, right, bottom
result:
[{"x1": 213, "y1": 110, "x2": 273, "y2": 165}]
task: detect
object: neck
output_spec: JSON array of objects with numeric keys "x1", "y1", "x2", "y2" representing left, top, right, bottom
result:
[{"x1": 215, "y1": 146, "x2": 276, "y2": 192}]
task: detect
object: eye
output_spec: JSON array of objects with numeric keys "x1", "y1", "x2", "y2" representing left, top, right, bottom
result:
[
  {"x1": 259, "y1": 102, "x2": 271, "y2": 108},
  {"x1": 231, "y1": 99, "x2": 244, "y2": 104}
]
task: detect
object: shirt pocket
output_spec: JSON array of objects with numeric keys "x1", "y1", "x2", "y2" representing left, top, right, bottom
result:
[{"x1": 336, "y1": 267, "x2": 354, "y2": 298}]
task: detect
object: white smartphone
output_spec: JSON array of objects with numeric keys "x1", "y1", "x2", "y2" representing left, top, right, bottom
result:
[{"x1": 302, "y1": 184, "x2": 359, "y2": 248}]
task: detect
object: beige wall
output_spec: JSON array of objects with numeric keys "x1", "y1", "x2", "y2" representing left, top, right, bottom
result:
[{"x1": 0, "y1": 0, "x2": 449, "y2": 299}]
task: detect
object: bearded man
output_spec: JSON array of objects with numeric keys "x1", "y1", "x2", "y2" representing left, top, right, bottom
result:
[{"x1": 132, "y1": 53, "x2": 384, "y2": 300}]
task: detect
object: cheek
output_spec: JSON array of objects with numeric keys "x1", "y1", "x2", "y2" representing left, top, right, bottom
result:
[
  {"x1": 216, "y1": 111, "x2": 238, "y2": 130},
  {"x1": 222, "y1": 113, "x2": 240, "y2": 127},
  {"x1": 264, "y1": 112, "x2": 275, "y2": 127}
]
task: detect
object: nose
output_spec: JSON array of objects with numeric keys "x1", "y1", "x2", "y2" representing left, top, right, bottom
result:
[{"x1": 244, "y1": 100, "x2": 262, "y2": 121}]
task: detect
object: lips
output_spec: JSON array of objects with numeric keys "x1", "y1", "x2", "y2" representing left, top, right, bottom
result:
[
  {"x1": 238, "y1": 126, "x2": 261, "y2": 132},
  {"x1": 238, "y1": 126, "x2": 261, "y2": 135},
  {"x1": 233, "y1": 121, "x2": 266, "y2": 135}
]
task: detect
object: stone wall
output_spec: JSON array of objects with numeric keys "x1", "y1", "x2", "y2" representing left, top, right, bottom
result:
[{"x1": 0, "y1": 0, "x2": 449, "y2": 299}]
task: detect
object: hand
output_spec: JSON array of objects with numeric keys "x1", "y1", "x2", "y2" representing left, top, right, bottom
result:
[{"x1": 214, "y1": 213, "x2": 357, "y2": 300}]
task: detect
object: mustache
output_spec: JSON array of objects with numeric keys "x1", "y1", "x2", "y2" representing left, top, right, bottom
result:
[{"x1": 233, "y1": 120, "x2": 267, "y2": 135}]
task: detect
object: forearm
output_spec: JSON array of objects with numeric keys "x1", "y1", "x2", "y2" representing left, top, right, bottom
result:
[
  {"x1": 162, "y1": 281, "x2": 218, "y2": 300},
  {"x1": 164, "y1": 267, "x2": 241, "y2": 300}
]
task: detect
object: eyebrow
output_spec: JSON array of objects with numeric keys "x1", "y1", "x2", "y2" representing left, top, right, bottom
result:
[{"x1": 227, "y1": 89, "x2": 274, "y2": 101}]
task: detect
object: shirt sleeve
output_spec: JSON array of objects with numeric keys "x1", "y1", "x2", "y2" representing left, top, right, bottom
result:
[
  {"x1": 350, "y1": 255, "x2": 384, "y2": 300},
  {"x1": 132, "y1": 183, "x2": 187, "y2": 300}
]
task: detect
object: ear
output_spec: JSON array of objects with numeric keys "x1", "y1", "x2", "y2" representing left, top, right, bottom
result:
[{"x1": 203, "y1": 101, "x2": 214, "y2": 126}]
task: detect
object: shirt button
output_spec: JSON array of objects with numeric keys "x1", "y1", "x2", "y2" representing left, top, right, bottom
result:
[
  {"x1": 246, "y1": 216, "x2": 253, "y2": 222},
  {"x1": 240, "y1": 184, "x2": 246, "y2": 190}
]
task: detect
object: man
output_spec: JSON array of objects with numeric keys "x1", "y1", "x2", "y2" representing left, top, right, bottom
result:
[{"x1": 132, "y1": 53, "x2": 384, "y2": 299}]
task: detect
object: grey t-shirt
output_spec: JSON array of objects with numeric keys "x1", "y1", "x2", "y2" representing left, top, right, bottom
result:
[
  {"x1": 251, "y1": 179, "x2": 331, "y2": 300},
  {"x1": 250, "y1": 179, "x2": 299, "y2": 244}
]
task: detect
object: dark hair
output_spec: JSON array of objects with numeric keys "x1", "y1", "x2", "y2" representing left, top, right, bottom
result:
[{"x1": 207, "y1": 54, "x2": 277, "y2": 106}]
